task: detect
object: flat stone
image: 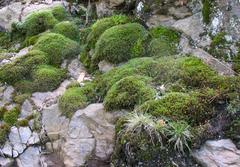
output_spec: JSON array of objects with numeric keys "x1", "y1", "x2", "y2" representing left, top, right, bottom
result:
[
  {"x1": 19, "y1": 127, "x2": 32, "y2": 144},
  {"x1": 16, "y1": 146, "x2": 41, "y2": 167},
  {"x1": 9, "y1": 126, "x2": 26, "y2": 155},
  {"x1": 27, "y1": 132, "x2": 40, "y2": 145}
]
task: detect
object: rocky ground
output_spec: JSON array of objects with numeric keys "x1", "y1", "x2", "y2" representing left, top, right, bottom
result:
[{"x1": 0, "y1": 0, "x2": 240, "y2": 167}]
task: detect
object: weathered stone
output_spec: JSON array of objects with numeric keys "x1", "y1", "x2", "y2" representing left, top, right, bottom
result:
[
  {"x1": 28, "y1": 132, "x2": 40, "y2": 145},
  {"x1": 98, "y1": 60, "x2": 115, "y2": 73},
  {"x1": 20, "y1": 99, "x2": 33, "y2": 118},
  {"x1": 68, "y1": 59, "x2": 86, "y2": 80},
  {"x1": 9, "y1": 126, "x2": 26, "y2": 155},
  {"x1": 61, "y1": 103, "x2": 115, "y2": 167},
  {"x1": 16, "y1": 146, "x2": 41, "y2": 167},
  {"x1": 96, "y1": 1, "x2": 113, "y2": 18},
  {"x1": 19, "y1": 127, "x2": 32, "y2": 144},
  {"x1": 109, "y1": 0, "x2": 125, "y2": 8},
  {"x1": 168, "y1": 6, "x2": 192, "y2": 19},
  {"x1": 146, "y1": 15, "x2": 176, "y2": 28},
  {"x1": 41, "y1": 104, "x2": 69, "y2": 141},
  {"x1": 0, "y1": 157, "x2": 14, "y2": 167},
  {"x1": 193, "y1": 139, "x2": 240, "y2": 167},
  {"x1": 2, "y1": 142, "x2": 12, "y2": 157}
]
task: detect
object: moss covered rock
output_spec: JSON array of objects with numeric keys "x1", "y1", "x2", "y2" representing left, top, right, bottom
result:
[
  {"x1": 0, "y1": 50, "x2": 49, "y2": 84},
  {"x1": 53, "y1": 21, "x2": 79, "y2": 41},
  {"x1": 33, "y1": 33, "x2": 80, "y2": 66},
  {"x1": 104, "y1": 76, "x2": 155, "y2": 111},
  {"x1": 32, "y1": 65, "x2": 66, "y2": 92},
  {"x1": 92, "y1": 23, "x2": 148, "y2": 67},
  {"x1": 22, "y1": 10, "x2": 58, "y2": 36}
]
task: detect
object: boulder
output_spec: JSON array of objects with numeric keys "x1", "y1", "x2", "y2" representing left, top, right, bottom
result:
[
  {"x1": 61, "y1": 103, "x2": 115, "y2": 167},
  {"x1": 193, "y1": 139, "x2": 240, "y2": 167}
]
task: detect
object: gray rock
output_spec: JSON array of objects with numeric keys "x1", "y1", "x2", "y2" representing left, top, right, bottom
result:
[
  {"x1": 16, "y1": 146, "x2": 41, "y2": 167},
  {"x1": 109, "y1": 0, "x2": 125, "y2": 8},
  {"x1": 2, "y1": 86, "x2": 14, "y2": 105},
  {"x1": 98, "y1": 60, "x2": 115, "y2": 73},
  {"x1": 9, "y1": 126, "x2": 26, "y2": 155},
  {"x1": 146, "y1": 15, "x2": 176, "y2": 28},
  {"x1": 41, "y1": 104, "x2": 69, "y2": 141},
  {"x1": 96, "y1": 1, "x2": 113, "y2": 18},
  {"x1": 193, "y1": 139, "x2": 240, "y2": 167},
  {"x1": 2, "y1": 142, "x2": 12, "y2": 157},
  {"x1": 67, "y1": 59, "x2": 86, "y2": 80},
  {"x1": 61, "y1": 103, "x2": 115, "y2": 167},
  {"x1": 20, "y1": 99, "x2": 33, "y2": 118},
  {"x1": 172, "y1": 13, "x2": 204, "y2": 43},
  {"x1": 0, "y1": 157, "x2": 14, "y2": 167},
  {"x1": 168, "y1": 6, "x2": 192, "y2": 19},
  {"x1": 27, "y1": 132, "x2": 40, "y2": 145},
  {"x1": 19, "y1": 127, "x2": 32, "y2": 144}
]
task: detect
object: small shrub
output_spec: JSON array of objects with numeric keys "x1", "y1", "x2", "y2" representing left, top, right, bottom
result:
[
  {"x1": 0, "y1": 124, "x2": 10, "y2": 144},
  {"x1": 53, "y1": 21, "x2": 79, "y2": 41},
  {"x1": 92, "y1": 23, "x2": 148, "y2": 66},
  {"x1": 66, "y1": 81, "x2": 80, "y2": 89},
  {"x1": 79, "y1": 27, "x2": 92, "y2": 46},
  {"x1": 233, "y1": 53, "x2": 240, "y2": 73},
  {"x1": 51, "y1": 5, "x2": 68, "y2": 21},
  {"x1": 0, "y1": 50, "x2": 48, "y2": 84},
  {"x1": 3, "y1": 107, "x2": 20, "y2": 126},
  {"x1": 32, "y1": 65, "x2": 66, "y2": 92},
  {"x1": 22, "y1": 10, "x2": 58, "y2": 36},
  {"x1": 104, "y1": 76, "x2": 156, "y2": 111},
  {"x1": 59, "y1": 87, "x2": 88, "y2": 118},
  {"x1": 33, "y1": 33, "x2": 80, "y2": 65}
]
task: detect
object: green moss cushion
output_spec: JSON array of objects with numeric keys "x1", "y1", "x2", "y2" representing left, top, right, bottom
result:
[
  {"x1": 104, "y1": 76, "x2": 156, "y2": 111},
  {"x1": 92, "y1": 23, "x2": 148, "y2": 66},
  {"x1": 33, "y1": 33, "x2": 80, "y2": 66},
  {"x1": 53, "y1": 21, "x2": 79, "y2": 41}
]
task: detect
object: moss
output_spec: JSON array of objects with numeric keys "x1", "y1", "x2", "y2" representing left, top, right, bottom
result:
[
  {"x1": 17, "y1": 119, "x2": 29, "y2": 127},
  {"x1": 13, "y1": 93, "x2": 31, "y2": 105},
  {"x1": 233, "y1": 53, "x2": 240, "y2": 73},
  {"x1": 0, "y1": 50, "x2": 49, "y2": 84},
  {"x1": 79, "y1": 27, "x2": 92, "y2": 46},
  {"x1": 0, "y1": 107, "x2": 7, "y2": 121},
  {"x1": 0, "y1": 32, "x2": 11, "y2": 49},
  {"x1": 3, "y1": 107, "x2": 20, "y2": 126},
  {"x1": 225, "y1": 117, "x2": 240, "y2": 147},
  {"x1": 51, "y1": 5, "x2": 68, "y2": 21},
  {"x1": 104, "y1": 76, "x2": 156, "y2": 111},
  {"x1": 33, "y1": 33, "x2": 80, "y2": 66},
  {"x1": 177, "y1": 57, "x2": 218, "y2": 88},
  {"x1": 86, "y1": 15, "x2": 130, "y2": 49},
  {"x1": 59, "y1": 87, "x2": 88, "y2": 118},
  {"x1": 14, "y1": 80, "x2": 35, "y2": 94},
  {"x1": 66, "y1": 81, "x2": 80, "y2": 89},
  {"x1": 149, "y1": 26, "x2": 180, "y2": 44},
  {"x1": 32, "y1": 65, "x2": 66, "y2": 92},
  {"x1": 0, "y1": 124, "x2": 10, "y2": 144},
  {"x1": 202, "y1": 0, "x2": 213, "y2": 24},
  {"x1": 148, "y1": 38, "x2": 177, "y2": 57},
  {"x1": 92, "y1": 23, "x2": 148, "y2": 67},
  {"x1": 53, "y1": 21, "x2": 79, "y2": 41},
  {"x1": 137, "y1": 92, "x2": 212, "y2": 125},
  {"x1": 22, "y1": 10, "x2": 58, "y2": 36},
  {"x1": 97, "y1": 57, "x2": 161, "y2": 98}
]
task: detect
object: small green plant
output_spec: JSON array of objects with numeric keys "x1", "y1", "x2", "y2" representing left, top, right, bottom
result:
[
  {"x1": 104, "y1": 76, "x2": 155, "y2": 111},
  {"x1": 202, "y1": 0, "x2": 213, "y2": 24},
  {"x1": 3, "y1": 107, "x2": 20, "y2": 126},
  {"x1": 53, "y1": 21, "x2": 80, "y2": 41},
  {"x1": 166, "y1": 121, "x2": 192, "y2": 153},
  {"x1": 33, "y1": 33, "x2": 80, "y2": 65}
]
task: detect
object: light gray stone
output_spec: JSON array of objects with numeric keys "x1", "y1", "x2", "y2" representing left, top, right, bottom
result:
[
  {"x1": 98, "y1": 60, "x2": 115, "y2": 73},
  {"x1": 193, "y1": 139, "x2": 240, "y2": 167},
  {"x1": 9, "y1": 126, "x2": 26, "y2": 155},
  {"x1": 2, "y1": 142, "x2": 12, "y2": 157},
  {"x1": 17, "y1": 146, "x2": 41, "y2": 167},
  {"x1": 20, "y1": 100, "x2": 33, "y2": 118}
]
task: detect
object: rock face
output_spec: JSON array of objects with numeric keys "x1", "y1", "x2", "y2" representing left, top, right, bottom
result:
[
  {"x1": 61, "y1": 103, "x2": 115, "y2": 167},
  {"x1": 193, "y1": 139, "x2": 240, "y2": 167}
]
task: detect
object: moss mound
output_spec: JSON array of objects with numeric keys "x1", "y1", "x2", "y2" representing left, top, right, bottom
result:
[
  {"x1": 33, "y1": 33, "x2": 80, "y2": 65},
  {"x1": 32, "y1": 65, "x2": 66, "y2": 92},
  {"x1": 3, "y1": 107, "x2": 20, "y2": 126},
  {"x1": 53, "y1": 21, "x2": 79, "y2": 41},
  {"x1": 59, "y1": 87, "x2": 88, "y2": 118},
  {"x1": 0, "y1": 50, "x2": 48, "y2": 84},
  {"x1": 22, "y1": 10, "x2": 58, "y2": 36},
  {"x1": 104, "y1": 76, "x2": 156, "y2": 111},
  {"x1": 86, "y1": 15, "x2": 130, "y2": 48},
  {"x1": 51, "y1": 5, "x2": 68, "y2": 21},
  {"x1": 92, "y1": 23, "x2": 148, "y2": 66}
]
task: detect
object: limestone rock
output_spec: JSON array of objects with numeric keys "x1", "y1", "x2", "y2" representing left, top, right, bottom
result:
[
  {"x1": 20, "y1": 99, "x2": 33, "y2": 118},
  {"x1": 2, "y1": 142, "x2": 12, "y2": 157},
  {"x1": 16, "y1": 146, "x2": 41, "y2": 167},
  {"x1": 61, "y1": 103, "x2": 115, "y2": 167},
  {"x1": 193, "y1": 139, "x2": 240, "y2": 167},
  {"x1": 0, "y1": 157, "x2": 14, "y2": 167}
]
